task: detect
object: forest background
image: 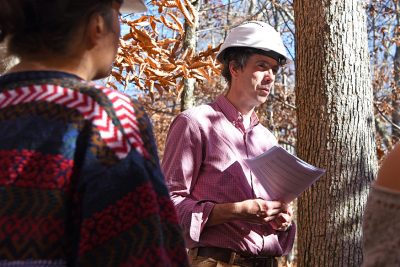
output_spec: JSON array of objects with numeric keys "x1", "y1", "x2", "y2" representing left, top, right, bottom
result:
[{"x1": 0, "y1": 0, "x2": 399, "y2": 266}]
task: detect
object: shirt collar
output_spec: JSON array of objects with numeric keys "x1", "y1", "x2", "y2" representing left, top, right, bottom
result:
[{"x1": 214, "y1": 95, "x2": 260, "y2": 129}]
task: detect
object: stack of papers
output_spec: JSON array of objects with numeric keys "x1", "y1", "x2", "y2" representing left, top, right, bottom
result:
[{"x1": 245, "y1": 146, "x2": 326, "y2": 203}]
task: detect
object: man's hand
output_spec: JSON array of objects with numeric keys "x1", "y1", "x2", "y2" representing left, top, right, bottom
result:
[
  {"x1": 234, "y1": 198, "x2": 285, "y2": 224},
  {"x1": 269, "y1": 203, "x2": 293, "y2": 231},
  {"x1": 206, "y1": 199, "x2": 289, "y2": 227}
]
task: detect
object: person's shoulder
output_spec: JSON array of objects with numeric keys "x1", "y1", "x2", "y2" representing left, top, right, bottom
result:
[
  {"x1": 66, "y1": 80, "x2": 129, "y2": 100},
  {"x1": 179, "y1": 103, "x2": 215, "y2": 120},
  {"x1": 172, "y1": 104, "x2": 216, "y2": 129},
  {"x1": 182, "y1": 103, "x2": 214, "y2": 115},
  {"x1": 71, "y1": 81, "x2": 151, "y2": 136},
  {"x1": 82, "y1": 82, "x2": 145, "y2": 111},
  {"x1": 375, "y1": 143, "x2": 400, "y2": 192}
]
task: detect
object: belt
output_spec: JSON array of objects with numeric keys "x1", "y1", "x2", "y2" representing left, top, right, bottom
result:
[{"x1": 189, "y1": 247, "x2": 278, "y2": 267}]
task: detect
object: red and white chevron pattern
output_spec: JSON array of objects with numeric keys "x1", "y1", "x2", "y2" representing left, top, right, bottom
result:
[{"x1": 0, "y1": 84, "x2": 148, "y2": 159}]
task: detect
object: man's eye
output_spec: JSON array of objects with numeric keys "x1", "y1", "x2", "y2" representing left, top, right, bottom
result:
[
  {"x1": 258, "y1": 63, "x2": 278, "y2": 73},
  {"x1": 259, "y1": 64, "x2": 270, "y2": 69}
]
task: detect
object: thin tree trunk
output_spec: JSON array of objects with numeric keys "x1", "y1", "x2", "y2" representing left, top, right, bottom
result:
[
  {"x1": 180, "y1": 0, "x2": 200, "y2": 112},
  {"x1": 392, "y1": 0, "x2": 400, "y2": 139},
  {"x1": 294, "y1": 0, "x2": 378, "y2": 266},
  {"x1": 248, "y1": 0, "x2": 257, "y2": 16},
  {"x1": 225, "y1": 0, "x2": 231, "y2": 39}
]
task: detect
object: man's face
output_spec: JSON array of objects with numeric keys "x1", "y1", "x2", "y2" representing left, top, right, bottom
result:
[{"x1": 233, "y1": 53, "x2": 279, "y2": 108}]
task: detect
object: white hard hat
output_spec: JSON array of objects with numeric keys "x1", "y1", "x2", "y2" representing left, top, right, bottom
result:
[
  {"x1": 216, "y1": 21, "x2": 289, "y2": 65},
  {"x1": 121, "y1": 0, "x2": 147, "y2": 13}
]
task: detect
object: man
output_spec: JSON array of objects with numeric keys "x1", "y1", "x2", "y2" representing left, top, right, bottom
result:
[
  {"x1": 162, "y1": 21, "x2": 295, "y2": 267},
  {"x1": 0, "y1": 0, "x2": 189, "y2": 266}
]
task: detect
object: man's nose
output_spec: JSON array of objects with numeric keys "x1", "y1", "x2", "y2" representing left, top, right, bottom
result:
[{"x1": 264, "y1": 69, "x2": 275, "y2": 82}]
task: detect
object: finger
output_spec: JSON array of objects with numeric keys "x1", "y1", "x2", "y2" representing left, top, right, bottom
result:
[
  {"x1": 264, "y1": 215, "x2": 279, "y2": 222},
  {"x1": 268, "y1": 208, "x2": 282, "y2": 217},
  {"x1": 257, "y1": 207, "x2": 281, "y2": 219},
  {"x1": 256, "y1": 209, "x2": 278, "y2": 217},
  {"x1": 275, "y1": 214, "x2": 288, "y2": 224},
  {"x1": 264, "y1": 200, "x2": 283, "y2": 210},
  {"x1": 269, "y1": 220, "x2": 279, "y2": 229}
]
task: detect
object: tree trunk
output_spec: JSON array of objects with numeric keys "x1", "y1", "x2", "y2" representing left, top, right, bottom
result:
[
  {"x1": 180, "y1": 0, "x2": 200, "y2": 112},
  {"x1": 392, "y1": 0, "x2": 400, "y2": 139},
  {"x1": 294, "y1": 0, "x2": 378, "y2": 266}
]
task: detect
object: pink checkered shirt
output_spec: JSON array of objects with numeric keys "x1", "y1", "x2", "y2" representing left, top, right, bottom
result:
[{"x1": 162, "y1": 95, "x2": 295, "y2": 256}]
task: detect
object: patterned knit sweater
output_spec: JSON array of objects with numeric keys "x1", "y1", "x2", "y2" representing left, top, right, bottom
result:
[
  {"x1": 362, "y1": 185, "x2": 400, "y2": 267},
  {"x1": 0, "y1": 71, "x2": 189, "y2": 267}
]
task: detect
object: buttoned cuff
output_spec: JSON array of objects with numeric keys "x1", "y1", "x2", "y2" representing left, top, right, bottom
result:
[{"x1": 189, "y1": 201, "x2": 216, "y2": 242}]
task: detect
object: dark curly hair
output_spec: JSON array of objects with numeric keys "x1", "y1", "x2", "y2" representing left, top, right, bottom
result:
[{"x1": 0, "y1": 0, "x2": 123, "y2": 57}]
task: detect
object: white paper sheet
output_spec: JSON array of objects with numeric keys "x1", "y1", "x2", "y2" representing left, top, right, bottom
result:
[{"x1": 245, "y1": 145, "x2": 326, "y2": 203}]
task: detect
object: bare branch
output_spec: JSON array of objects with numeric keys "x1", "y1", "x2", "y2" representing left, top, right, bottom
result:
[{"x1": 375, "y1": 102, "x2": 400, "y2": 133}]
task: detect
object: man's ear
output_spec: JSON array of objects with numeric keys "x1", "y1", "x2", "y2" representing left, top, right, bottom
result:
[
  {"x1": 86, "y1": 13, "x2": 106, "y2": 48},
  {"x1": 229, "y1": 61, "x2": 240, "y2": 78}
]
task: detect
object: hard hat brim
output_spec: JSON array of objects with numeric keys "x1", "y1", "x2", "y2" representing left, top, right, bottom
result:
[{"x1": 217, "y1": 46, "x2": 291, "y2": 66}]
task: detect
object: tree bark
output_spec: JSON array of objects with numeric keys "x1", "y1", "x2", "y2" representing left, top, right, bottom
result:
[
  {"x1": 294, "y1": 0, "x2": 378, "y2": 266},
  {"x1": 180, "y1": 0, "x2": 200, "y2": 112}
]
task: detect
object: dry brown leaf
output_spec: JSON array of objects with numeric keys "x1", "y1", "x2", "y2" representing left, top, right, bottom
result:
[
  {"x1": 147, "y1": 67, "x2": 170, "y2": 77},
  {"x1": 170, "y1": 39, "x2": 182, "y2": 58},
  {"x1": 154, "y1": 0, "x2": 177, "y2": 8},
  {"x1": 131, "y1": 54, "x2": 145, "y2": 64},
  {"x1": 131, "y1": 76, "x2": 144, "y2": 90},
  {"x1": 180, "y1": 64, "x2": 190, "y2": 77},
  {"x1": 158, "y1": 38, "x2": 178, "y2": 46},
  {"x1": 160, "y1": 15, "x2": 182, "y2": 32},
  {"x1": 146, "y1": 46, "x2": 163, "y2": 55},
  {"x1": 138, "y1": 63, "x2": 148, "y2": 80},
  {"x1": 161, "y1": 62, "x2": 177, "y2": 71},
  {"x1": 167, "y1": 12, "x2": 184, "y2": 34},
  {"x1": 107, "y1": 82, "x2": 118, "y2": 90},
  {"x1": 146, "y1": 56, "x2": 161, "y2": 69},
  {"x1": 150, "y1": 22, "x2": 158, "y2": 34},
  {"x1": 188, "y1": 61, "x2": 210, "y2": 69},
  {"x1": 175, "y1": 0, "x2": 194, "y2": 26},
  {"x1": 122, "y1": 32, "x2": 135, "y2": 41},
  {"x1": 133, "y1": 28, "x2": 157, "y2": 47},
  {"x1": 183, "y1": 0, "x2": 199, "y2": 25},
  {"x1": 191, "y1": 68, "x2": 210, "y2": 81},
  {"x1": 179, "y1": 47, "x2": 195, "y2": 62},
  {"x1": 156, "y1": 78, "x2": 177, "y2": 87},
  {"x1": 191, "y1": 73, "x2": 207, "y2": 81}
]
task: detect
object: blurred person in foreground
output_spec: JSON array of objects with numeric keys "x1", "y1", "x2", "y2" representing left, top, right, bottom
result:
[
  {"x1": 0, "y1": 0, "x2": 189, "y2": 266},
  {"x1": 162, "y1": 21, "x2": 295, "y2": 267},
  {"x1": 362, "y1": 143, "x2": 400, "y2": 267}
]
